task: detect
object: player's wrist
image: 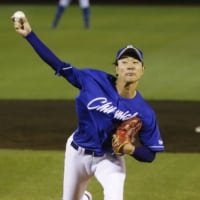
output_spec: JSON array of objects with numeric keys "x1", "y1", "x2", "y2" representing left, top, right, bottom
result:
[{"x1": 131, "y1": 146, "x2": 156, "y2": 162}]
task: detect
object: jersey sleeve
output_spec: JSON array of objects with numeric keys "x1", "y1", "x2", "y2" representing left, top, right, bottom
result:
[{"x1": 139, "y1": 110, "x2": 165, "y2": 152}]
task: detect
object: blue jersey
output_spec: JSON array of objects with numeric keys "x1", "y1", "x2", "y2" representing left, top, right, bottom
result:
[{"x1": 26, "y1": 32, "x2": 164, "y2": 155}]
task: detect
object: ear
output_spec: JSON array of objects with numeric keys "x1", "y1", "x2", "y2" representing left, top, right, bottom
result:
[{"x1": 141, "y1": 65, "x2": 145, "y2": 75}]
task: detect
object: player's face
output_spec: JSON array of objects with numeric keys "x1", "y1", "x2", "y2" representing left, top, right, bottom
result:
[{"x1": 115, "y1": 57, "x2": 144, "y2": 84}]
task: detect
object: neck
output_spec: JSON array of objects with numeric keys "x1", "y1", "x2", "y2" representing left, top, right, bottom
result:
[{"x1": 116, "y1": 81, "x2": 138, "y2": 98}]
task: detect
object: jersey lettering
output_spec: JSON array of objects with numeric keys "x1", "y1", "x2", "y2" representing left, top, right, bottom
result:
[
  {"x1": 114, "y1": 110, "x2": 138, "y2": 120},
  {"x1": 87, "y1": 97, "x2": 138, "y2": 120},
  {"x1": 87, "y1": 97, "x2": 117, "y2": 113}
]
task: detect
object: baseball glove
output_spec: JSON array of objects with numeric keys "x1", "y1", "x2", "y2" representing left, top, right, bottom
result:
[{"x1": 112, "y1": 116, "x2": 142, "y2": 155}]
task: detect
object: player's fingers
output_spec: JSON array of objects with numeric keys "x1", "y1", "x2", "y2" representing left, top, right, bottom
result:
[
  {"x1": 12, "y1": 20, "x2": 31, "y2": 37},
  {"x1": 13, "y1": 21, "x2": 21, "y2": 30},
  {"x1": 20, "y1": 17, "x2": 32, "y2": 34}
]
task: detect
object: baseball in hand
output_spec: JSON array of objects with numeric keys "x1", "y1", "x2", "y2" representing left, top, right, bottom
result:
[{"x1": 12, "y1": 11, "x2": 26, "y2": 22}]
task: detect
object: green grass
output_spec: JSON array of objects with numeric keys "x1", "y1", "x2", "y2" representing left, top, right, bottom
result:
[
  {"x1": 0, "y1": 149, "x2": 200, "y2": 200},
  {"x1": 1, "y1": 5, "x2": 200, "y2": 100}
]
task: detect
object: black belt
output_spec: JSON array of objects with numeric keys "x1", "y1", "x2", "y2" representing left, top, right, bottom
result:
[{"x1": 71, "y1": 141, "x2": 104, "y2": 157}]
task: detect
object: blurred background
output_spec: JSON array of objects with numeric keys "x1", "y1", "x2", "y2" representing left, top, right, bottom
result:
[
  {"x1": 1, "y1": 0, "x2": 200, "y2": 4},
  {"x1": 0, "y1": 1, "x2": 200, "y2": 200}
]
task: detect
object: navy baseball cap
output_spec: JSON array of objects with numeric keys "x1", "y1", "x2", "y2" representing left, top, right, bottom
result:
[{"x1": 115, "y1": 45, "x2": 144, "y2": 63}]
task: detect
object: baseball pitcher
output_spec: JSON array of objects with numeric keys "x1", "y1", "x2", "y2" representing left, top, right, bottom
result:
[{"x1": 11, "y1": 12, "x2": 165, "y2": 200}]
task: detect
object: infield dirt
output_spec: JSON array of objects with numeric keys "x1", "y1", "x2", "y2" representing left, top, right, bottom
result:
[{"x1": 0, "y1": 100, "x2": 199, "y2": 152}]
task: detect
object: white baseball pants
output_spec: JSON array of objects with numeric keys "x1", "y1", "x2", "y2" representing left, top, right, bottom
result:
[{"x1": 62, "y1": 134, "x2": 126, "y2": 200}]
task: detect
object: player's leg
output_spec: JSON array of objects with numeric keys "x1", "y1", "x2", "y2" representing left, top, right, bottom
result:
[
  {"x1": 79, "y1": 0, "x2": 90, "y2": 29},
  {"x1": 94, "y1": 155, "x2": 126, "y2": 200},
  {"x1": 51, "y1": 0, "x2": 72, "y2": 28},
  {"x1": 62, "y1": 134, "x2": 93, "y2": 200}
]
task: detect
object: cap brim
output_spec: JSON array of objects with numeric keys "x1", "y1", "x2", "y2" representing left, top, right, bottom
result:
[{"x1": 117, "y1": 48, "x2": 143, "y2": 62}]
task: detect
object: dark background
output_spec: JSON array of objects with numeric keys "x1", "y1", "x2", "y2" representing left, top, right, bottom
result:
[{"x1": 1, "y1": 0, "x2": 200, "y2": 5}]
